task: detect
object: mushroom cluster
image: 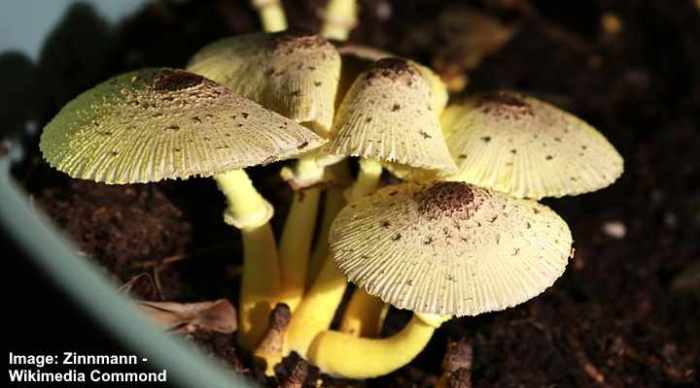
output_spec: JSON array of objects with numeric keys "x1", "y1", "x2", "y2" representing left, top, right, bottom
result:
[{"x1": 38, "y1": 0, "x2": 624, "y2": 383}]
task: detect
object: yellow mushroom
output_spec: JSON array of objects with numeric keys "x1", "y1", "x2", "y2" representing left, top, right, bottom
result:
[
  {"x1": 399, "y1": 90, "x2": 624, "y2": 199},
  {"x1": 307, "y1": 181, "x2": 572, "y2": 378},
  {"x1": 286, "y1": 58, "x2": 455, "y2": 357},
  {"x1": 329, "y1": 56, "x2": 452, "y2": 338},
  {"x1": 38, "y1": 68, "x2": 325, "y2": 351}
]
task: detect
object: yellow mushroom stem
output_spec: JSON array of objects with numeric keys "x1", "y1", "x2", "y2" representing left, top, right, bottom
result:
[
  {"x1": 251, "y1": 0, "x2": 288, "y2": 32},
  {"x1": 337, "y1": 158, "x2": 387, "y2": 336},
  {"x1": 320, "y1": 0, "x2": 358, "y2": 41},
  {"x1": 307, "y1": 313, "x2": 449, "y2": 379},
  {"x1": 285, "y1": 158, "x2": 382, "y2": 357},
  {"x1": 306, "y1": 186, "x2": 346, "y2": 286},
  {"x1": 278, "y1": 188, "x2": 320, "y2": 310},
  {"x1": 278, "y1": 156, "x2": 327, "y2": 311},
  {"x1": 339, "y1": 290, "x2": 387, "y2": 337},
  {"x1": 285, "y1": 254, "x2": 349, "y2": 358},
  {"x1": 214, "y1": 169, "x2": 280, "y2": 350},
  {"x1": 307, "y1": 160, "x2": 352, "y2": 287},
  {"x1": 345, "y1": 158, "x2": 383, "y2": 201}
]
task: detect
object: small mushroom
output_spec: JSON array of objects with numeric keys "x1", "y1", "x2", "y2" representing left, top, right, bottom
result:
[
  {"x1": 39, "y1": 68, "x2": 325, "y2": 350},
  {"x1": 406, "y1": 90, "x2": 623, "y2": 199},
  {"x1": 188, "y1": 32, "x2": 341, "y2": 136},
  {"x1": 299, "y1": 181, "x2": 572, "y2": 379},
  {"x1": 325, "y1": 56, "x2": 453, "y2": 336}
]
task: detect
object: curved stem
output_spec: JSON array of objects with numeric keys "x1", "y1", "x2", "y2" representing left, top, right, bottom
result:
[
  {"x1": 215, "y1": 169, "x2": 273, "y2": 230},
  {"x1": 339, "y1": 290, "x2": 387, "y2": 337},
  {"x1": 214, "y1": 169, "x2": 280, "y2": 350},
  {"x1": 320, "y1": 0, "x2": 358, "y2": 41},
  {"x1": 285, "y1": 255, "x2": 348, "y2": 358},
  {"x1": 307, "y1": 315, "x2": 447, "y2": 378},
  {"x1": 251, "y1": 0, "x2": 287, "y2": 32},
  {"x1": 286, "y1": 159, "x2": 383, "y2": 357}
]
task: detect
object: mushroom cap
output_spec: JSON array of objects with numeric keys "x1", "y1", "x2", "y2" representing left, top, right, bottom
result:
[
  {"x1": 187, "y1": 32, "x2": 341, "y2": 136},
  {"x1": 439, "y1": 91, "x2": 624, "y2": 199},
  {"x1": 323, "y1": 58, "x2": 456, "y2": 174},
  {"x1": 330, "y1": 181, "x2": 572, "y2": 316},
  {"x1": 39, "y1": 68, "x2": 324, "y2": 184}
]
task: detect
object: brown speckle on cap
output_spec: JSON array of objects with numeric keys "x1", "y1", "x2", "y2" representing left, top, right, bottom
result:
[
  {"x1": 273, "y1": 31, "x2": 327, "y2": 54},
  {"x1": 366, "y1": 58, "x2": 418, "y2": 82}
]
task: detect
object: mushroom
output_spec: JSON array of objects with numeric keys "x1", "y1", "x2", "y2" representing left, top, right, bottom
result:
[
  {"x1": 306, "y1": 181, "x2": 572, "y2": 378},
  {"x1": 38, "y1": 68, "x2": 325, "y2": 350},
  {"x1": 285, "y1": 57, "x2": 456, "y2": 356},
  {"x1": 399, "y1": 90, "x2": 623, "y2": 199},
  {"x1": 331, "y1": 56, "x2": 453, "y2": 337},
  {"x1": 188, "y1": 32, "x2": 343, "y2": 315}
]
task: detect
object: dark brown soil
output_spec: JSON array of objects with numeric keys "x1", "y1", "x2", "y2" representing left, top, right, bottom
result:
[{"x1": 3, "y1": 1, "x2": 698, "y2": 387}]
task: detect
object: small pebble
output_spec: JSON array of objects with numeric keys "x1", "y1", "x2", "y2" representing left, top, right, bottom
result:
[{"x1": 602, "y1": 221, "x2": 626, "y2": 239}]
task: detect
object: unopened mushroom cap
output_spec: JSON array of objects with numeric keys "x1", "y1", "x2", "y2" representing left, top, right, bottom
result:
[
  {"x1": 439, "y1": 91, "x2": 624, "y2": 199},
  {"x1": 187, "y1": 32, "x2": 341, "y2": 136},
  {"x1": 323, "y1": 58, "x2": 456, "y2": 174},
  {"x1": 330, "y1": 181, "x2": 572, "y2": 316},
  {"x1": 40, "y1": 68, "x2": 324, "y2": 184}
]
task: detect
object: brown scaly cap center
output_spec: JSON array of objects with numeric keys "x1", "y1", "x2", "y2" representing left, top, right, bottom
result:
[
  {"x1": 273, "y1": 31, "x2": 327, "y2": 53},
  {"x1": 415, "y1": 182, "x2": 480, "y2": 221},
  {"x1": 475, "y1": 91, "x2": 534, "y2": 119},
  {"x1": 366, "y1": 57, "x2": 418, "y2": 82},
  {"x1": 153, "y1": 69, "x2": 206, "y2": 92}
]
